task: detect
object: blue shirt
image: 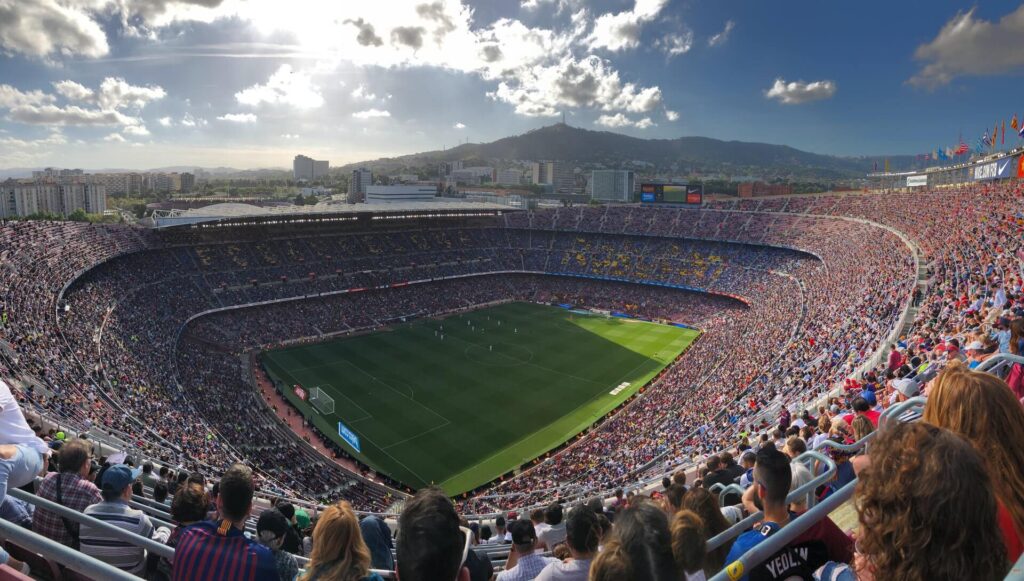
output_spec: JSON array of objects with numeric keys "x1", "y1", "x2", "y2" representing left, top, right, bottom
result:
[{"x1": 172, "y1": 520, "x2": 278, "y2": 581}]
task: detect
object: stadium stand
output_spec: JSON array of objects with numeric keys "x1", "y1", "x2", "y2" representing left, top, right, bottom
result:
[{"x1": 1, "y1": 180, "x2": 1024, "y2": 579}]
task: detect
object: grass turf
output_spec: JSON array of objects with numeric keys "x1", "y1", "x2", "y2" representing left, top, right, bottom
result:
[{"x1": 262, "y1": 302, "x2": 699, "y2": 496}]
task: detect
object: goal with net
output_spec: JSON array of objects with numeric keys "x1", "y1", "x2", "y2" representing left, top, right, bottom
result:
[{"x1": 310, "y1": 387, "x2": 335, "y2": 415}]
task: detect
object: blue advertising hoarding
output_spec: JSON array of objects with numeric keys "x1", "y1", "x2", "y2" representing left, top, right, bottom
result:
[{"x1": 338, "y1": 420, "x2": 361, "y2": 453}]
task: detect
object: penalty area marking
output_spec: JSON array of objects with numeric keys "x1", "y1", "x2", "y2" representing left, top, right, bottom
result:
[{"x1": 317, "y1": 384, "x2": 374, "y2": 423}]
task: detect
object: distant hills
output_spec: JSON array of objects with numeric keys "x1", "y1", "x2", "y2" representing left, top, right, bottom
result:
[{"x1": 339, "y1": 123, "x2": 915, "y2": 181}]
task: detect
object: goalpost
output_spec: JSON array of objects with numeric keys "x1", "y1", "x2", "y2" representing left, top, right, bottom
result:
[{"x1": 309, "y1": 387, "x2": 335, "y2": 415}]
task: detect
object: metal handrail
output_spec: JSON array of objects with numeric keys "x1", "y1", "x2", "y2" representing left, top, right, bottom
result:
[
  {"x1": 708, "y1": 477, "x2": 857, "y2": 581},
  {"x1": 815, "y1": 431, "x2": 877, "y2": 454},
  {"x1": 718, "y1": 484, "x2": 746, "y2": 507},
  {"x1": 0, "y1": 518, "x2": 138, "y2": 581},
  {"x1": 9, "y1": 489, "x2": 175, "y2": 560},
  {"x1": 879, "y1": 396, "x2": 926, "y2": 426},
  {"x1": 705, "y1": 450, "x2": 836, "y2": 552}
]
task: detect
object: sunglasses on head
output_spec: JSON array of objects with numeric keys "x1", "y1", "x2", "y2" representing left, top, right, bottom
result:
[{"x1": 458, "y1": 526, "x2": 473, "y2": 570}]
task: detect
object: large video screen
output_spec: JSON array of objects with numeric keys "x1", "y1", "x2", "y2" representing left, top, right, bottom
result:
[{"x1": 640, "y1": 183, "x2": 702, "y2": 205}]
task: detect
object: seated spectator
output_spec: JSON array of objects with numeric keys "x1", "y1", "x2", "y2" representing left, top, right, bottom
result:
[
  {"x1": 530, "y1": 508, "x2": 549, "y2": 540},
  {"x1": 80, "y1": 464, "x2": 170, "y2": 574},
  {"x1": 662, "y1": 484, "x2": 687, "y2": 515},
  {"x1": 359, "y1": 514, "x2": 395, "y2": 571},
  {"x1": 536, "y1": 505, "x2": 599, "y2": 581},
  {"x1": 172, "y1": 464, "x2": 277, "y2": 580},
  {"x1": 141, "y1": 462, "x2": 161, "y2": 489},
  {"x1": 459, "y1": 517, "x2": 494, "y2": 581},
  {"x1": 153, "y1": 482, "x2": 169, "y2": 504},
  {"x1": 498, "y1": 519, "x2": 556, "y2": 581},
  {"x1": 488, "y1": 515, "x2": 510, "y2": 544},
  {"x1": 671, "y1": 510, "x2": 708, "y2": 581},
  {"x1": 815, "y1": 422, "x2": 1008, "y2": 580},
  {"x1": 679, "y1": 487, "x2": 732, "y2": 575},
  {"x1": 0, "y1": 496, "x2": 33, "y2": 529},
  {"x1": 396, "y1": 487, "x2": 471, "y2": 581},
  {"x1": 783, "y1": 436, "x2": 807, "y2": 459},
  {"x1": 33, "y1": 438, "x2": 100, "y2": 548},
  {"x1": 152, "y1": 483, "x2": 209, "y2": 580},
  {"x1": 275, "y1": 501, "x2": 304, "y2": 555},
  {"x1": 726, "y1": 445, "x2": 852, "y2": 580},
  {"x1": 850, "y1": 415, "x2": 874, "y2": 443},
  {"x1": 300, "y1": 500, "x2": 380, "y2": 581},
  {"x1": 590, "y1": 502, "x2": 679, "y2": 581},
  {"x1": 258, "y1": 509, "x2": 300, "y2": 581},
  {"x1": 841, "y1": 397, "x2": 880, "y2": 428},
  {"x1": 538, "y1": 502, "x2": 566, "y2": 550},
  {"x1": 922, "y1": 361, "x2": 1024, "y2": 561}
]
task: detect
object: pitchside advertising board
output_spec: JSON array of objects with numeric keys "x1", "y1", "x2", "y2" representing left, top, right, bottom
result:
[
  {"x1": 640, "y1": 183, "x2": 703, "y2": 204},
  {"x1": 906, "y1": 175, "x2": 928, "y2": 187},
  {"x1": 973, "y1": 156, "x2": 1019, "y2": 181},
  {"x1": 338, "y1": 420, "x2": 361, "y2": 453}
]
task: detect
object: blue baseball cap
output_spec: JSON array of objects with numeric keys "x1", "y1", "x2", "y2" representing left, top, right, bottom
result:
[{"x1": 102, "y1": 464, "x2": 142, "y2": 493}]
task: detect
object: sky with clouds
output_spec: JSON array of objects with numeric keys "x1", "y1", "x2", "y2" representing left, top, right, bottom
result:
[{"x1": 1, "y1": 0, "x2": 1023, "y2": 169}]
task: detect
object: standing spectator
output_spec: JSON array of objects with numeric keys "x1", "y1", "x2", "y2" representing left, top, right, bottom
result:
[
  {"x1": 498, "y1": 519, "x2": 556, "y2": 581},
  {"x1": 80, "y1": 464, "x2": 170, "y2": 574},
  {"x1": 257, "y1": 509, "x2": 299, "y2": 581},
  {"x1": 815, "y1": 422, "x2": 1008, "y2": 580},
  {"x1": 32, "y1": 438, "x2": 100, "y2": 548},
  {"x1": 396, "y1": 487, "x2": 471, "y2": 581},
  {"x1": 172, "y1": 464, "x2": 276, "y2": 580},
  {"x1": 537, "y1": 503, "x2": 566, "y2": 550},
  {"x1": 536, "y1": 505, "x2": 599, "y2": 581},
  {"x1": 590, "y1": 502, "x2": 679, "y2": 581},
  {"x1": 0, "y1": 379, "x2": 49, "y2": 503},
  {"x1": 922, "y1": 362, "x2": 1024, "y2": 561},
  {"x1": 359, "y1": 514, "x2": 395, "y2": 571}
]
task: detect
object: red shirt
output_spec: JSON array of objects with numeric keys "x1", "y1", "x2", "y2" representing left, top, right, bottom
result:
[
  {"x1": 842, "y1": 410, "x2": 880, "y2": 428},
  {"x1": 998, "y1": 502, "x2": 1024, "y2": 562}
]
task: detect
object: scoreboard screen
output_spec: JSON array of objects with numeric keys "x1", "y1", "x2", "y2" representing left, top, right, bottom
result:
[{"x1": 640, "y1": 183, "x2": 703, "y2": 205}]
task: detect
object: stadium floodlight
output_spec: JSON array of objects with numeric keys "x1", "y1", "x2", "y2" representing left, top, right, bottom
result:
[{"x1": 310, "y1": 387, "x2": 335, "y2": 415}]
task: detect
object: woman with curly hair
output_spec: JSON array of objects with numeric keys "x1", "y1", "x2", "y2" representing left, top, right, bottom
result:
[
  {"x1": 922, "y1": 361, "x2": 1024, "y2": 560},
  {"x1": 301, "y1": 501, "x2": 382, "y2": 581},
  {"x1": 816, "y1": 422, "x2": 1007, "y2": 580}
]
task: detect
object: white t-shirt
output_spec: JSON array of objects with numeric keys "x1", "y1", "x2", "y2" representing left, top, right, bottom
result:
[
  {"x1": 538, "y1": 522, "x2": 566, "y2": 549},
  {"x1": 0, "y1": 380, "x2": 48, "y2": 454},
  {"x1": 535, "y1": 557, "x2": 592, "y2": 581}
]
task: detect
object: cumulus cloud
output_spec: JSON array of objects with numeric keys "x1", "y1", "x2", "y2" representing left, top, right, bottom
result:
[
  {"x1": 909, "y1": 5, "x2": 1024, "y2": 88},
  {"x1": 350, "y1": 84, "x2": 376, "y2": 101},
  {"x1": 122, "y1": 124, "x2": 150, "y2": 136},
  {"x1": 0, "y1": 0, "x2": 109, "y2": 59},
  {"x1": 94, "y1": 77, "x2": 167, "y2": 110},
  {"x1": 391, "y1": 26, "x2": 426, "y2": 50},
  {"x1": 595, "y1": 113, "x2": 654, "y2": 129},
  {"x1": 157, "y1": 116, "x2": 172, "y2": 126},
  {"x1": 488, "y1": 55, "x2": 662, "y2": 117},
  {"x1": 352, "y1": 108, "x2": 391, "y2": 119},
  {"x1": 587, "y1": 0, "x2": 668, "y2": 52},
  {"x1": 103, "y1": 132, "x2": 127, "y2": 142},
  {"x1": 280, "y1": 133, "x2": 300, "y2": 139},
  {"x1": 235, "y1": 64, "x2": 324, "y2": 109},
  {"x1": 0, "y1": 84, "x2": 55, "y2": 108},
  {"x1": 217, "y1": 112, "x2": 258, "y2": 122},
  {"x1": 658, "y1": 31, "x2": 693, "y2": 58},
  {"x1": 764, "y1": 78, "x2": 836, "y2": 104},
  {"x1": 708, "y1": 20, "x2": 735, "y2": 47},
  {"x1": 52, "y1": 80, "x2": 94, "y2": 101},
  {"x1": 180, "y1": 112, "x2": 207, "y2": 127},
  {"x1": 453, "y1": 121, "x2": 466, "y2": 129},
  {"x1": 665, "y1": 109, "x2": 679, "y2": 121},
  {"x1": 344, "y1": 17, "x2": 384, "y2": 47}
]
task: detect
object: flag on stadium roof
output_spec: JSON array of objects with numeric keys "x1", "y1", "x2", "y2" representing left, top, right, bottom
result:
[{"x1": 1012, "y1": 114, "x2": 1019, "y2": 132}]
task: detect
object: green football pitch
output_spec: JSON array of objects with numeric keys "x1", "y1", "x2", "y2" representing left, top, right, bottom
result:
[{"x1": 261, "y1": 302, "x2": 699, "y2": 495}]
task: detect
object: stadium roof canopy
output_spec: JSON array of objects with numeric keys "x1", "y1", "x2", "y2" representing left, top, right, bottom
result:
[{"x1": 150, "y1": 200, "x2": 517, "y2": 229}]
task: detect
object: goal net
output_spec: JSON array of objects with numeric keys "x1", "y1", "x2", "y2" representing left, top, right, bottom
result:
[{"x1": 310, "y1": 387, "x2": 335, "y2": 415}]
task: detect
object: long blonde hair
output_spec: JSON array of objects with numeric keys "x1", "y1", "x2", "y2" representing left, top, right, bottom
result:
[
  {"x1": 923, "y1": 361, "x2": 1024, "y2": 538},
  {"x1": 301, "y1": 501, "x2": 372, "y2": 581}
]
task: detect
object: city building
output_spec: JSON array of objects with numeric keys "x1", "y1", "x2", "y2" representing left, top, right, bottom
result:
[
  {"x1": 365, "y1": 185, "x2": 437, "y2": 203},
  {"x1": 495, "y1": 169, "x2": 524, "y2": 185},
  {"x1": 438, "y1": 161, "x2": 464, "y2": 178},
  {"x1": 350, "y1": 168, "x2": 372, "y2": 203},
  {"x1": 180, "y1": 172, "x2": 195, "y2": 193},
  {"x1": 294, "y1": 154, "x2": 329, "y2": 181},
  {"x1": 590, "y1": 170, "x2": 635, "y2": 202},
  {"x1": 0, "y1": 180, "x2": 105, "y2": 218},
  {"x1": 532, "y1": 161, "x2": 574, "y2": 192}
]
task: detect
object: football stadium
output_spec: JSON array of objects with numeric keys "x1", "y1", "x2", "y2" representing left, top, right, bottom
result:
[{"x1": 3, "y1": 2, "x2": 1024, "y2": 580}]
